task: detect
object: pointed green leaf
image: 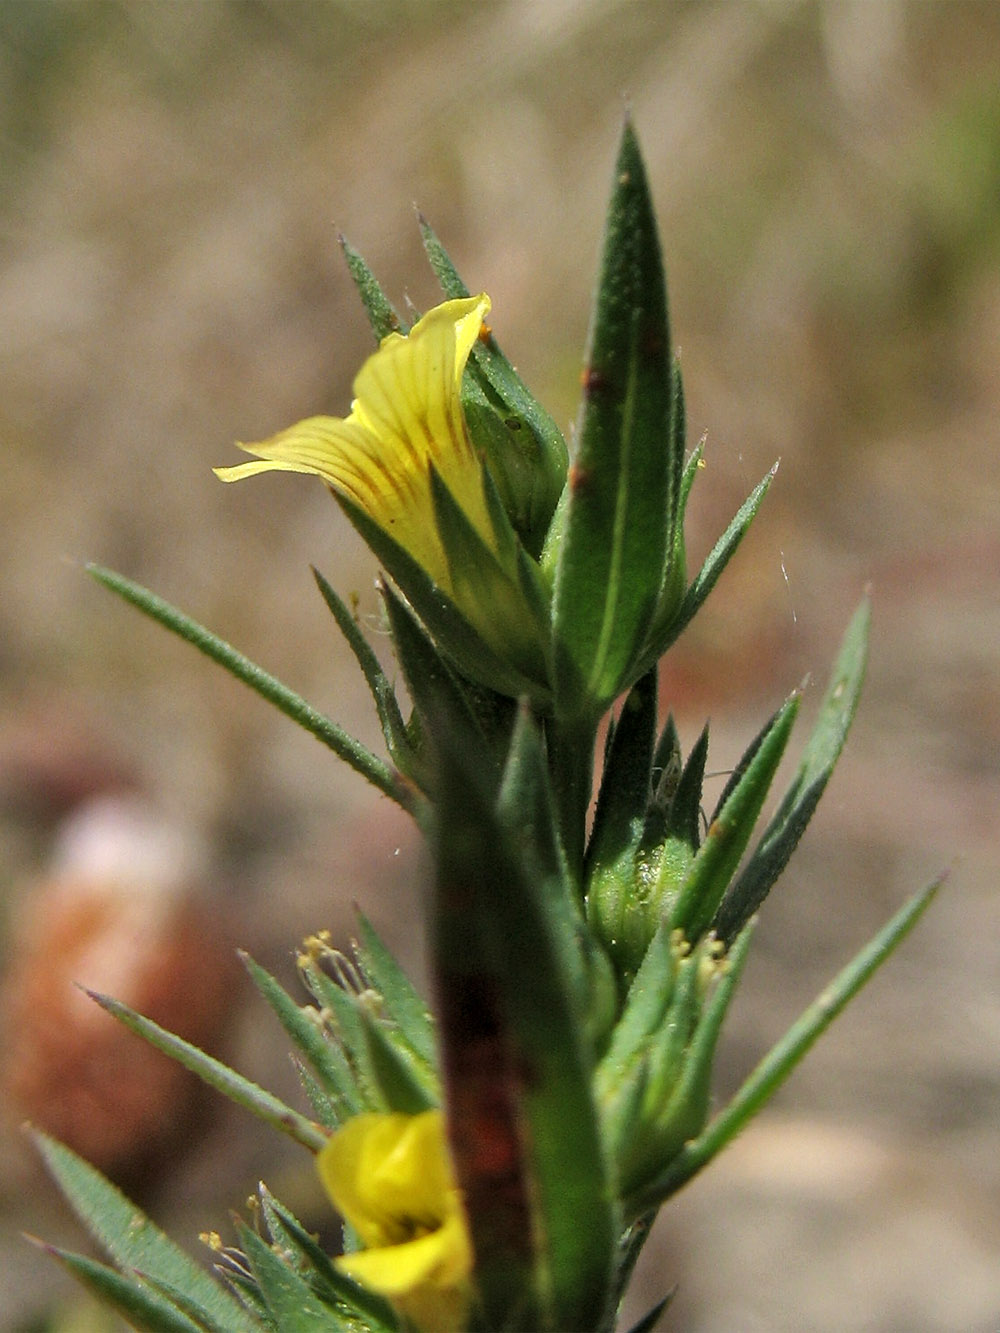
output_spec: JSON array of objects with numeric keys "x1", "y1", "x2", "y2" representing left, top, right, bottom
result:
[
  {"x1": 85, "y1": 988, "x2": 327, "y2": 1152},
  {"x1": 552, "y1": 120, "x2": 673, "y2": 719},
  {"x1": 311, "y1": 566, "x2": 418, "y2": 782},
  {"x1": 715, "y1": 599, "x2": 870, "y2": 942},
  {"x1": 432, "y1": 711, "x2": 618, "y2": 1329},
  {"x1": 31, "y1": 1132, "x2": 248, "y2": 1333},
  {"x1": 37, "y1": 1244, "x2": 209, "y2": 1333},
  {"x1": 86, "y1": 564, "x2": 416, "y2": 815},
  {"x1": 634, "y1": 462, "x2": 778, "y2": 675}
]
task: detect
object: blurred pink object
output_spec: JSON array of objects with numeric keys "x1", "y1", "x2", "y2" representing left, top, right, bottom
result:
[{"x1": 2, "y1": 794, "x2": 238, "y2": 1185}]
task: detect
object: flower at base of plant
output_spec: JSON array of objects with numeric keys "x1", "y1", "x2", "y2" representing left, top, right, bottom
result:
[
  {"x1": 317, "y1": 1109, "x2": 473, "y2": 1333},
  {"x1": 215, "y1": 293, "x2": 552, "y2": 698}
]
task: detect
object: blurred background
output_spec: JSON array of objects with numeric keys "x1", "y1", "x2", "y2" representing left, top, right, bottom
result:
[{"x1": 1, "y1": 1, "x2": 998, "y2": 1329}]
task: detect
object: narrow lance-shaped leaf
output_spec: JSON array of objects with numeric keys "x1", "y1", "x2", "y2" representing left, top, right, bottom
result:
[
  {"x1": 552, "y1": 119, "x2": 673, "y2": 720},
  {"x1": 86, "y1": 564, "x2": 417, "y2": 815},
  {"x1": 715, "y1": 598, "x2": 870, "y2": 943},
  {"x1": 86, "y1": 988, "x2": 328, "y2": 1151},
  {"x1": 30, "y1": 1132, "x2": 249, "y2": 1333},
  {"x1": 34, "y1": 1244, "x2": 209, "y2": 1333},
  {"x1": 311, "y1": 566, "x2": 417, "y2": 781},
  {"x1": 670, "y1": 692, "x2": 800, "y2": 942},
  {"x1": 634, "y1": 461, "x2": 778, "y2": 676}
]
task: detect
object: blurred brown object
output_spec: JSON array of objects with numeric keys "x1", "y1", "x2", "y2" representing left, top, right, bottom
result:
[{"x1": 1, "y1": 794, "x2": 240, "y2": 1188}]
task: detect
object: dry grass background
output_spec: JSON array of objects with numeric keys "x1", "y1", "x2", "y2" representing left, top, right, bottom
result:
[{"x1": 1, "y1": 2, "x2": 999, "y2": 1329}]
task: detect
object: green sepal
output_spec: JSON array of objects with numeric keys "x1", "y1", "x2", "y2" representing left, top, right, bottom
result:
[
  {"x1": 311, "y1": 566, "x2": 419, "y2": 783},
  {"x1": 35, "y1": 1244, "x2": 209, "y2": 1333},
  {"x1": 429, "y1": 464, "x2": 552, "y2": 690},
  {"x1": 595, "y1": 924, "x2": 718, "y2": 1201},
  {"x1": 671, "y1": 693, "x2": 800, "y2": 942},
  {"x1": 552, "y1": 119, "x2": 673, "y2": 721},
  {"x1": 86, "y1": 564, "x2": 418, "y2": 816},
  {"x1": 339, "y1": 233, "x2": 405, "y2": 341},
  {"x1": 240, "y1": 953, "x2": 363, "y2": 1123},
  {"x1": 618, "y1": 923, "x2": 755, "y2": 1216},
  {"x1": 257, "y1": 1187, "x2": 399, "y2": 1331},
  {"x1": 293, "y1": 1056, "x2": 340, "y2": 1131},
  {"x1": 594, "y1": 923, "x2": 681, "y2": 1109},
  {"x1": 419, "y1": 213, "x2": 568, "y2": 555},
  {"x1": 431, "y1": 704, "x2": 618, "y2": 1330},
  {"x1": 232, "y1": 1218, "x2": 347, "y2": 1333},
  {"x1": 665, "y1": 722, "x2": 709, "y2": 853},
  {"x1": 380, "y1": 577, "x2": 503, "y2": 791},
  {"x1": 715, "y1": 599, "x2": 871, "y2": 942},
  {"x1": 333, "y1": 488, "x2": 552, "y2": 707},
  {"x1": 295, "y1": 955, "x2": 391, "y2": 1113},
  {"x1": 584, "y1": 670, "x2": 659, "y2": 986},
  {"x1": 632, "y1": 877, "x2": 942, "y2": 1212},
  {"x1": 30, "y1": 1131, "x2": 249, "y2": 1333},
  {"x1": 647, "y1": 713, "x2": 683, "y2": 827},
  {"x1": 354, "y1": 911, "x2": 437, "y2": 1069},
  {"x1": 84, "y1": 988, "x2": 327, "y2": 1152},
  {"x1": 298, "y1": 947, "x2": 438, "y2": 1114},
  {"x1": 608, "y1": 721, "x2": 709, "y2": 968},
  {"x1": 587, "y1": 668, "x2": 658, "y2": 872}
]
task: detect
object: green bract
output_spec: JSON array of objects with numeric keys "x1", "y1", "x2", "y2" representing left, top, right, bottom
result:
[{"x1": 39, "y1": 118, "x2": 938, "y2": 1333}]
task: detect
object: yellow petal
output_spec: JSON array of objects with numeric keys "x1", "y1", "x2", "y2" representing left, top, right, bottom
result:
[
  {"x1": 336, "y1": 1208, "x2": 470, "y2": 1295},
  {"x1": 318, "y1": 1111, "x2": 455, "y2": 1249},
  {"x1": 215, "y1": 295, "x2": 494, "y2": 595},
  {"x1": 318, "y1": 1110, "x2": 473, "y2": 1333}
]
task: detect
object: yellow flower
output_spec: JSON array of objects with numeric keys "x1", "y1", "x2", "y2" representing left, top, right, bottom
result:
[
  {"x1": 317, "y1": 1110, "x2": 473, "y2": 1333},
  {"x1": 215, "y1": 294, "x2": 552, "y2": 699},
  {"x1": 215, "y1": 295, "x2": 495, "y2": 599}
]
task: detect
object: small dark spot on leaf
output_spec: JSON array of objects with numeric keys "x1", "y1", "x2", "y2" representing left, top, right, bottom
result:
[
  {"x1": 569, "y1": 464, "x2": 591, "y2": 494},
  {"x1": 581, "y1": 365, "x2": 610, "y2": 397}
]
